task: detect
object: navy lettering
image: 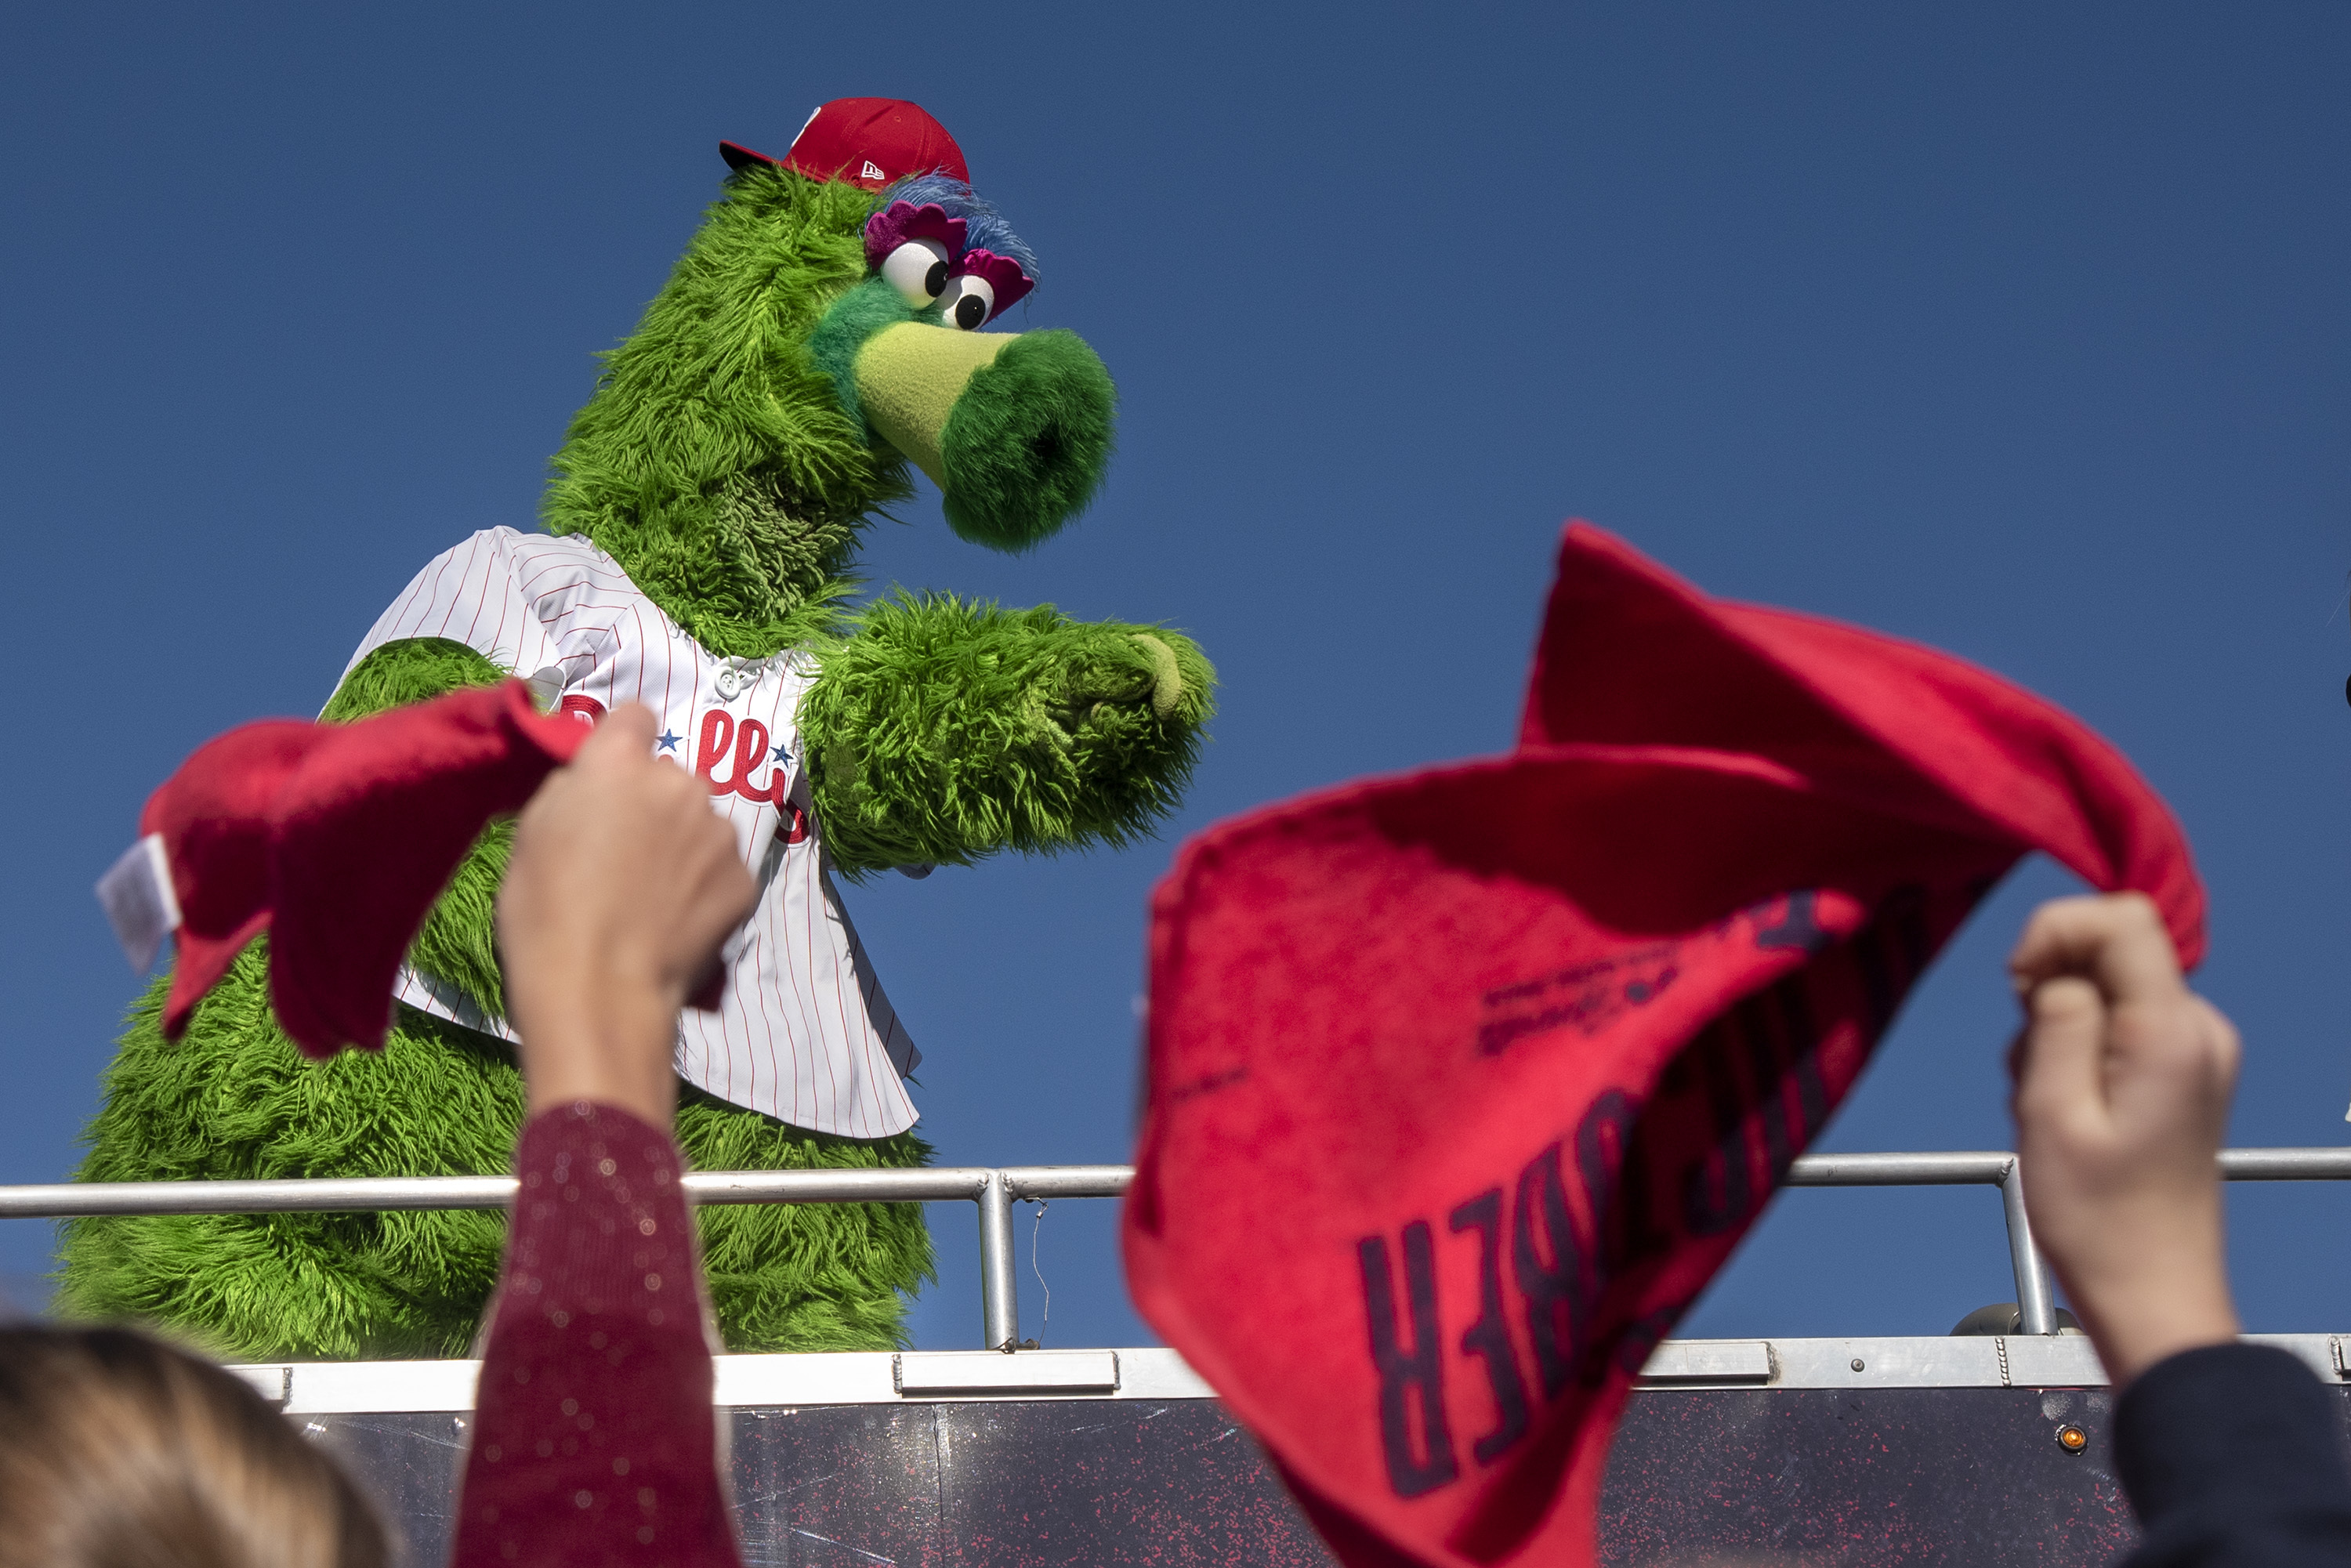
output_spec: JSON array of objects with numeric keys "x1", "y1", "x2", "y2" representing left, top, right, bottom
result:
[
  {"x1": 1853, "y1": 885, "x2": 1931, "y2": 1037},
  {"x1": 1734, "y1": 995, "x2": 1795, "y2": 1179},
  {"x1": 1448, "y1": 1190, "x2": 1531, "y2": 1465},
  {"x1": 1753, "y1": 889, "x2": 1828, "y2": 954},
  {"x1": 1357, "y1": 1222, "x2": 1458, "y2": 1497},
  {"x1": 1680, "y1": 1024, "x2": 1754, "y2": 1237},
  {"x1": 1578, "y1": 1088, "x2": 1666, "y2": 1269},
  {"x1": 1775, "y1": 977, "x2": 1831, "y2": 1141},
  {"x1": 1511, "y1": 1142, "x2": 1589, "y2": 1399}
]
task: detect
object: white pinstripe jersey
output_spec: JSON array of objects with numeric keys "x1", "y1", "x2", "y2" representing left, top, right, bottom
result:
[{"x1": 342, "y1": 527, "x2": 921, "y2": 1139}]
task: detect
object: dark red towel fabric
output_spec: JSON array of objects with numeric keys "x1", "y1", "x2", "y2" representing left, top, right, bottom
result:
[
  {"x1": 1516, "y1": 527, "x2": 2202, "y2": 954},
  {"x1": 454, "y1": 1101, "x2": 740, "y2": 1568},
  {"x1": 1122, "y1": 524, "x2": 2204, "y2": 1568},
  {"x1": 141, "y1": 679, "x2": 589, "y2": 1056}
]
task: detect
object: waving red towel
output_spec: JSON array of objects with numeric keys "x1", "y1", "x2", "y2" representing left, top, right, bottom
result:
[
  {"x1": 99, "y1": 680, "x2": 590, "y2": 1058},
  {"x1": 1122, "y1": 524, "x2": 2202, "y2": 1568}
]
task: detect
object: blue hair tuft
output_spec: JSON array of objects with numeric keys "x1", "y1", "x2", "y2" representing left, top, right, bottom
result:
[{"x1": 878, "y1": 175, "x2": 1040, "y2": 284}]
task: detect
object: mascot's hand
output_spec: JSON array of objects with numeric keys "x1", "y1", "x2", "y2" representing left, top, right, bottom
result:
[
  {"x1": 1038, "y1": 630, "x2": 1210, "y2": 742},
  {"x1": 799, "y1": 598, "x2": 1215, "y2": 873}
]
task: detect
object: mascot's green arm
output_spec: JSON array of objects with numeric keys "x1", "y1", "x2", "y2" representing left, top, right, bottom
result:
[
  {"x1": 799, "y1": 594, "x2": 1215, "y2": 878},
  {"x1": 320, "y1": 636, "x2": 513, "y2": 1022}
]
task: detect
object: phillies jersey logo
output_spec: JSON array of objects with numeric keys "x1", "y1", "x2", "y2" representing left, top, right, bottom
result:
[
  {"x1": 694, "y1": 709, "x2": 810, "y2": 842},
  {"x1": 561, "y1": 699, "x2": 807, "y2": 842},
  {"x1": 695, "y1": 709, "x2": 787, "y2": 802}
]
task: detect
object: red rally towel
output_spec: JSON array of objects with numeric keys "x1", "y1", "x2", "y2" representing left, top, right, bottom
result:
[
  {"x1": 1121, "y1": 524, "x2": 2203, "y2": 1568},
  {"x1": 100, "y1": 680, "x2": 591, "y2": 1058}
]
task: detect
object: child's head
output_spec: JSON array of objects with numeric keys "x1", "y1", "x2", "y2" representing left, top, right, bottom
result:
[{"x1": 0, "y1": 1326, "x2": 387, "y2": 1568}]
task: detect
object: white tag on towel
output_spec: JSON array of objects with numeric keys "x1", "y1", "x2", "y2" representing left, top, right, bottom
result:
[{"x1": 96, "y1": 834, "x2": 181, "y2": 973}]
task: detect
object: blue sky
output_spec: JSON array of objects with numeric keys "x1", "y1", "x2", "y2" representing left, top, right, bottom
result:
[{"x1": 1, "y1": 2, "x2": 2346, "y2": 1351}]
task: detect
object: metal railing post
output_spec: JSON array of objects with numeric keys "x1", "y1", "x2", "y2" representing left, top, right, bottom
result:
[
  {"x1": 1998, "y1": 1157, "x2": 2057, "y2": 1334},
  {"x1": 976, "y1": 1168, "x2": 1020, "y2": 1350}
]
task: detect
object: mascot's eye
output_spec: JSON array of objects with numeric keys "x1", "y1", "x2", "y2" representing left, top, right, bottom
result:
[
  {"x1": 881, "y1": 240, "x2": 951, "y2": 306},
  {"x1": 937, "y1": 273, "x2": 996, "y2": 331}
]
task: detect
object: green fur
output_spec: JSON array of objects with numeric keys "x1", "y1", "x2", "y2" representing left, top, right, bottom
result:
[
  {"x1": 802, "y1": 595, "x2": 1214, "y2": 876},
  {"x1": 60, "y1": 952, "x2": 527, "y2": 1360},
  {"x1": 318, "y1": 638, "x2": 505, "y2": 723},
  {"x1": 807, "y1": 276, "x2": 922, "y2": 435},
  {"x1": 543, "y1": 167, "x2": 908, "y2": 660},
  {"x1": 939, "y1": 331, "x2": 1117, "y2": 549},
  {"x1": 65, "y1": 158, "x2": 1206, "y2": 1360},
  {"x1": 56, "y1": 951, "x2": 933, "y2": 1359},
  {"x1": 676, "y1": 1087, "x2": 933, "y2": 1352},
  {"x1": 60, "y1": 634, "x2": 938, "y2": 1354}
]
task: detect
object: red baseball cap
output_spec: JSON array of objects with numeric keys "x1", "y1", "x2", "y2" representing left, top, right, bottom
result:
[{"x1": 720, "y1": 98, "x2": 970, "y2": 190}]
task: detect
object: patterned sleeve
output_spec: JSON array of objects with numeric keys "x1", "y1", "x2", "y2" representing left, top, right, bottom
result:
[{"x1": 451, "y1": 1102, "x2": 741, "y2": 1568}]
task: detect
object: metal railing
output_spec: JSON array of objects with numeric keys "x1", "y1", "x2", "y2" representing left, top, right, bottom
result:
[
  {"x1": 6, "y1": 1150, "x2": 2347, "y2": 1347},
  {"x1": 0, "y1": 1165, "x2": 1129, "y2": 1351},
  {"x1": 1788, "y1": 1148, "x2": 2351, "y2": 1334}
]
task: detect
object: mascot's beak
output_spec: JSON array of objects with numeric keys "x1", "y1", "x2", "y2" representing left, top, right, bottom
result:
[{"x1": 853, "y1": 322, "x2": 1115, "y2": 551}]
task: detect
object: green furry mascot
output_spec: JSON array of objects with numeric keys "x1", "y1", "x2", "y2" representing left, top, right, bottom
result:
[{"x1": 60, "y1": 99, "x2": 1213, "y2": 1360}]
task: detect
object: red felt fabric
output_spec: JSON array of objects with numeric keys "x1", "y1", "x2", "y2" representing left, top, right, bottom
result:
[
  {"x1": 1122, "y1": 524, "x2": 2203, "y2": 1568},
  {"x1": 453, "y1": 1101, "x2": 740, "y2": 1568},
  {"x1": 140, "y1": 679, "x2": 589, "y2": 1057}
]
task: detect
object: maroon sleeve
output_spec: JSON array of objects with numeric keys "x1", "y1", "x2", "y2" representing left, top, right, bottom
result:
[{"x1": 451, "y1": 1100, "x2": 741, "y2": 1568}]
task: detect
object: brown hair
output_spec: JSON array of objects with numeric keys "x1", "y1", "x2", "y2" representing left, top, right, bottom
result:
[{"x1": 0, "y1": 1327, "x2": 389, "y2": 1568}]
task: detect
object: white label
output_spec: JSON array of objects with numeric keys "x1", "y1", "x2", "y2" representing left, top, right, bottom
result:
[{"x1": 96, "y1": 833, "x2": 181, "y2": 972}]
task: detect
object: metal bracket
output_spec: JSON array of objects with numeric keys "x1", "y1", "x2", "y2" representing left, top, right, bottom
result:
[
  {"x1": 893, "y1": 1350, "x2": 1121, "y2": 1396},
  {"x1": 1636, "y1": 1340, "x2": 1774, "y2": 1385},
  {"x1": 228, "y1": 1363, "x2": 292, "y2": 1408}
]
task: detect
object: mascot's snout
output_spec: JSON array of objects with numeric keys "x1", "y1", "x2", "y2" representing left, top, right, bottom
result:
[
  {"x1": 805, "y1": 160, "x2": 1117, "y2": 553},
  {"x1": 854, "y1": 320, "x2": 1114, "y2": 551}
]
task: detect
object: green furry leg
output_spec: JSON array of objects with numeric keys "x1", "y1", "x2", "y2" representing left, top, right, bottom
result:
[{"x1": 58, "y1": 944, "x2": 933, "y2": 1358}]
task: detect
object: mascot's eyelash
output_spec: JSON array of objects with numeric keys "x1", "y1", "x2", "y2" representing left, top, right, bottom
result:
[{"x1": 863, "y1": 201, "x2": 969, "y2": 268}]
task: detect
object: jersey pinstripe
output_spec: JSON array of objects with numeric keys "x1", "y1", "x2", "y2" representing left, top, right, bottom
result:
[{"x1": 342, "y1": 527, "x2": 921, "y2": 1139}]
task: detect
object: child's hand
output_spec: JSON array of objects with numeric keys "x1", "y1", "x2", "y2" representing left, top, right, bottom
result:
[
  {"x1": 2009, "y1": 893, "x2": 2241, "y2": 1382},
  {"x1": 497, "y1": 704, "x2": 755, "y2": 1124}
]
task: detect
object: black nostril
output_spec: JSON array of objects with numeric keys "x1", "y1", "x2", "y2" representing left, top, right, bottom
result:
[
  {"x1": 925, "y1": 260, "x2": 947, "y2": 298},
  {"x1": 953, "y1": 295, "x2": 986, "y2": 330},
  {"x1": 1031, "y1": 424, "x2": 1064, "y2": 469}
]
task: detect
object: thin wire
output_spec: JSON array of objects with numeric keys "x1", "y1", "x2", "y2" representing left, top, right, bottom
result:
[{"x1": 1028, "y1": 1199, "x2": 1050, "y2": 1345}]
